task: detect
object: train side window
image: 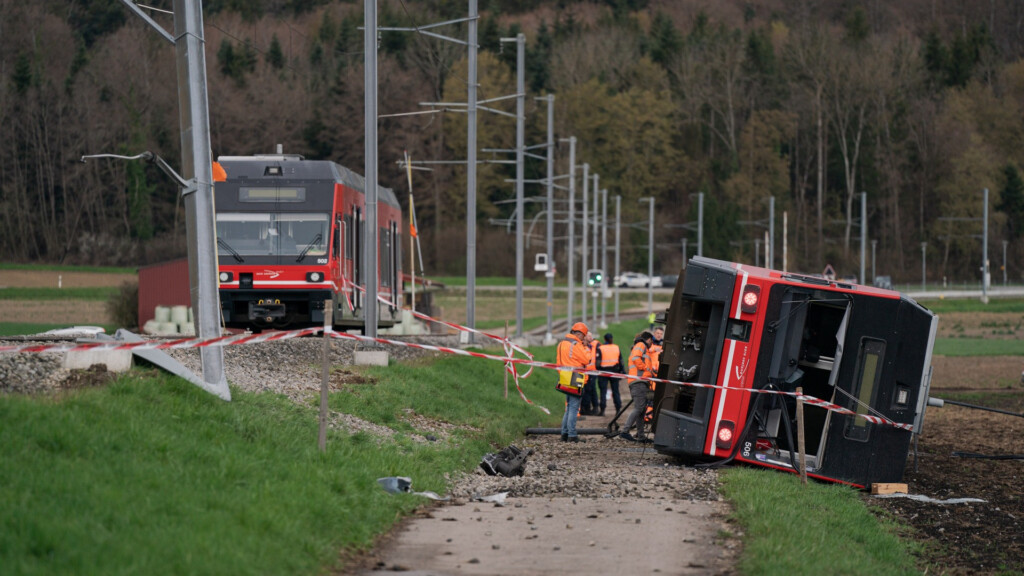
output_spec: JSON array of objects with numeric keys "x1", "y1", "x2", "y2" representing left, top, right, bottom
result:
[
  {"x1": 343, "y1": 215, "x2": 353, "y2": 259},
  {"x1": 380, "y1": 227, "x2": 391, "y2": 287},
  {"x1": 844, "y1": 338, "x2": 886, "y2": 442},
  {"x1": 333, "y1": 217, "x2": 341, "y2": 260}
]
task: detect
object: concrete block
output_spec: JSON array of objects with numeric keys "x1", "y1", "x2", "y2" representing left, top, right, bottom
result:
[
  {"x1": 64, "y1": 349, "x2": 133, "y2": 372},
  {"x1": 354, "y1": 351, "x2": 389, "y2": 366}
]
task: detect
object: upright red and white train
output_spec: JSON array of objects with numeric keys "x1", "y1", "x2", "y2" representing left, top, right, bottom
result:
[
  {"x1": 651, "y1": 256, "x2": 938, "y2": 488},
  {"x1": 213, "y1": 153, "x2": 403, "y2": 332}
]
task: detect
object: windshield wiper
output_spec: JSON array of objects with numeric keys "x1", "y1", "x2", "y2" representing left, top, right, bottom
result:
[
  {"x1": 217, "y1": 238, "x2": 244, "y2": 262},
  {"x1": 295, "y1": 233, "x2": 323, "y2": 262}
]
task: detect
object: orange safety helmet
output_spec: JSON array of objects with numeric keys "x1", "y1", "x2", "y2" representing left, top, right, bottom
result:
[{"x1": 571, "y1": 322, "x2": 588, "y2": 334}]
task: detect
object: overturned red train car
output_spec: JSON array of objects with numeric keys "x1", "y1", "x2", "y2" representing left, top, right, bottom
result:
[
  {"x1": 213, "y1": 154, "x2": 402, "y2": 332},
  {"x1": 651, "y1": 256, "x2": 938, "y2": 488}
]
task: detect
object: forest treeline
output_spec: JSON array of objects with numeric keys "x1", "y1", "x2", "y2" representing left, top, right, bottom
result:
[{"x1": 3, "y1": 0, "x2": 1024, "y2": 283}]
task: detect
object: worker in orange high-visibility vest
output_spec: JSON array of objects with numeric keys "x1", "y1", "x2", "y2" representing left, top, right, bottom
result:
[
  {"x1": 649, "y1": 325, "x2": 664, "y2": 373},
  {"x1": 644, "y1": 325, "x2": 665, "y2": 424},
  {"x1": 580, "y1": 333, "x2": 601, "y2": 416},
  {"x1": 619, "y1": 331, "x2": 655, "y2": 442},
  {"x1": 556, "y1": 322, "x2": 593, "y2": 443},
  {"x1": 595, "y1": 333, "x2": 623, "y2": 416}
]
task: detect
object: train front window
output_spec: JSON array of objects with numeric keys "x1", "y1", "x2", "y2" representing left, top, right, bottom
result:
[{"x1": 216, "y1": 212, "x2": 329, "y2": 257}]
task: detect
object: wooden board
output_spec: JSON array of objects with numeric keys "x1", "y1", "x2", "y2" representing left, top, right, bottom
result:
[{"x1": 870, "y1": 483, "x2": 908, "y2": 495}]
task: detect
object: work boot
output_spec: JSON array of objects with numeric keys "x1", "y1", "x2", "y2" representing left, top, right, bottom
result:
[
  {"x1": 618, "y1": 432, "x2": 636, "y2": 442},
  {"x1": 569, "y1": 436, "x2": 586, "y2": 443},
  {"x1": 599, "y1": 407, "x2": 606, "y2": 416},
  {"x1": 561, "y1": 433, "x2": 568, "y2": 442}
]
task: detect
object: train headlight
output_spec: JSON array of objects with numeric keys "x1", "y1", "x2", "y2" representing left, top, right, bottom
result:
[
  {"x1": 716, "y1": 420, "x2": 735, "y2": 450},
  {"x1": 219, "y1": 271, "x2": 233, "y2": 283},
  {"x1": 306, "y1": 271, "x2": 323, "y2": 282},
  {"x1": 740, "y1": 284, "x2": 761, "y2": 314}
]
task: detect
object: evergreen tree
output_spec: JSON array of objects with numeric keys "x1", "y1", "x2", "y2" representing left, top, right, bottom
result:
[
  {"x1": 479, "y1": 16, "x2": 501, "y2": 53},
  {"x1": 947, "y1": 34, "x2": 973, "y2": 87},
  {"x1": 923, "y1": 29, "x2": 948, "y2": 86},
  {"x1": 1000, "y1": 164, "x2": 1024, "y2": 240},
  {"x1": 266, "y1": 34, "x2": 285, "y2": 69},
  {"x1": 844, "y1": 6, "x2": 869, "y2": 43},
  {"x1": 648, "y1": 12, "x2": 683, "y2": 66},
  {"x1": 12, "y1": 53, "x2": 32, "y2": 95},
  {"x1": 528, "y1": 21, "x2": 553, "y2": 92}
]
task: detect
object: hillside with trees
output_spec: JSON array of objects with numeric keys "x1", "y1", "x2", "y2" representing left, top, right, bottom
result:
[{"x1": 3, "y1": 0, "x2": 1024, "y2": 283}]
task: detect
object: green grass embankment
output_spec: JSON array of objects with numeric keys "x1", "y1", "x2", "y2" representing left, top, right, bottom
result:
[
  {"x1": 0, "y1": 349, "x2": 564, "y2": 575},
  {"x1": 720, "y1": 469, "x2": 920, "y2": 576}
]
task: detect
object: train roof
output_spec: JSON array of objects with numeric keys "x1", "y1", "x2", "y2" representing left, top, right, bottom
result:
[
  {"x1": 688, "y1": 256, "x2": 901, "y2": 299},
  {"x1": 216, "y1": 154, "x2": 400, "y2": 209}
]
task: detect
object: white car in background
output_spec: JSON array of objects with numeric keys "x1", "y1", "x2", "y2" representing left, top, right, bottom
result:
[{"x1": 614, "y1": 272, "x2": 661, "y2": 288}]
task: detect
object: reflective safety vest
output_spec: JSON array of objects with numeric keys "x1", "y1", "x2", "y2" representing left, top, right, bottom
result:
[
  {"x1": 557, "y1": 334, "x2": 591, "y2": 383},
  {"x1": 627, "y1": 341, "x2": 654, "y2": 383},
  {"x1": 587, "y1": 340, "x2": 598, "y2": 371},
  {"x1": 649, "y1": 341, "x2": 663, "y2": 372},
  {"x1": 598, "y1": 343, "x2": 620, "y2": 368}
]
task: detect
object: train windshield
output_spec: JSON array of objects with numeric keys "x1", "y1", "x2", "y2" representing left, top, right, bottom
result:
[{"x1": 216, "y1": 212, "x2": 329, "y2": 257}]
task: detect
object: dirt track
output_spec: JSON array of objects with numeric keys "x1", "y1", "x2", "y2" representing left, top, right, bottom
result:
[
  {"x1": 869, "y1": 355, "x2": 1024, "y2": 575},
  {"x1": 345, "y1": 408, "x2": 737, "y2": 576},
  {"x1": 0, "y1": 270, "x2": 135, "y2": 289}
]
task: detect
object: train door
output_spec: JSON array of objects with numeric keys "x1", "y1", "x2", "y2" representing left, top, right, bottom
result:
[
  {"x1": 754, "y1": 287, "x2": 851, "y2": 470},
  {"x1": 379, "y1": 223, "x2": 391, "y2": 313},
  {"x1": 353, "y1": 207, "x2": 363, "y2": 310},
  {"x1": 390, "y1": 220, "x2": 400, "y2": 310}
]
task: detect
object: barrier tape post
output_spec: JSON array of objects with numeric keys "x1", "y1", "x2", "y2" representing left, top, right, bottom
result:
[
  {"x1": 503, "y1": 320, "x2": 509, "y2": 399},
  {"x1": 796, "y1": 386, "x2": 807, "y2": 484},
  {"x1": 318, "y1": 300, "x2": 333, "y2": 452}
]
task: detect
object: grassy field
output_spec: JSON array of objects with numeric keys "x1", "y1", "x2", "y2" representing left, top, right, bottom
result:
[
  {"x1": 720, "y1": 469, "x2": 919, "y2": 576},
  {"x1": 933, "y1": 338, "x2": 1024, "y2": 356},
  {"x1": 0, "y1": 352, "x2": 566, "y2": 575}
]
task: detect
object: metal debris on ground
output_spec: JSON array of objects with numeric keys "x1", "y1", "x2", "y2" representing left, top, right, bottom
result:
[
  {"x1": 479, "y1": 445, "x2": 533, "y2": 477},
  {"x1": 377, "y1": 476, "x2": 449, "y2": 500},
  {"x1": 873, "y1": 493, "x2": 986, "y2": 505}
]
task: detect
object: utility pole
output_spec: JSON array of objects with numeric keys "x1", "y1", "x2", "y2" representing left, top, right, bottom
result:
[
  {"x1": 581, "y1": 163, "x2": 589, "y2": 325},
  {"x1": 174, "y1": 0, "x2": 228, "y2": 398},
  {"x1": 859, "y1": 192, "x2": 867, "y2": 286},
  {"x1": 983, "y1": 187, "x2": 989, "y2": 303},
  {"x1": 871, "y1": 239, "x2": 877, "y2": 282},
  {"x1": 768, "y1": 195, "x2": 775, "y2": 269},
  {"x1": 513, "y1": 33, "x2": 525, "y2": 337},
  {"x1": 118, "y1": 0, "x2": 228, "y2": 399},
  {"x1": 466, "y1": 0, "x2": 479, "y2": 341},
  {"x1": 921, "y1": 242, "x2": 927, "y2": 291},
  {"x1": 591, "y1": 173, "x2": 599, "y2": 325},
  {"x1": 1003, "y1": 240, "x2": 1009, "y2": 286},
  {"x1": 543, "y1": 95, "x2": 555, "y2": 344},
  {"x1": 640, "y1": 197, "x2": 655, "y2": 319},
  {"x1": 600, "y1": 188, "x2": 608, "y2": 329},
  {"x1": 364, "y1": 0, "x2": 379, "y2": 338},
  {"x1": 872, "y1": 237, "x2": 880, "y2": 282},
  {"x1": 697, "y1": 192, "x2": 704, "y2": 256},
  {"x1": 614, "y1": 195, "x2": 621, "y2": 323},
  {"x1": 564, "y1": 137, "x2": 577, "y2": 328}
]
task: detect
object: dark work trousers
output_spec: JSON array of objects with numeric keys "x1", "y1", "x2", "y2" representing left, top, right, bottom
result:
[
  {"x1": 622, "y1": 381, "x2": 650, "y2": 438},
  {"x1": 597, "y1": 376, "x2": 622, "y2": 412},
  {"x1": 580, "y1": 379, "x2": 599, "y2": 414}
]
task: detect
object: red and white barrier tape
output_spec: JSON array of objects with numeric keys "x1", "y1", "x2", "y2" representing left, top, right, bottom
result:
[
  {"x1": 341, "y1": 277, "x2": 537, "y2": 404},
  {"x1": 0, "y1": 326, "x2": 913, "y2": 430}
]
